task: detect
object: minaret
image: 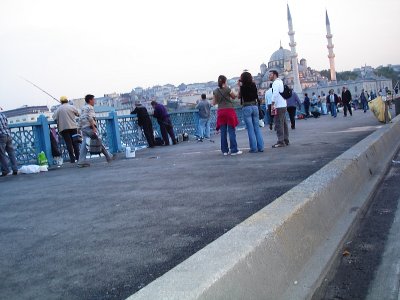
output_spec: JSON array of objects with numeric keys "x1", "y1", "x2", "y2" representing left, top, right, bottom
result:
[
  {"x1": 287, "y1": 4, "x2": 302, "y2": 94},
  {"x1": 326, "y1": 10, "x2": 337, "y2": 81}
]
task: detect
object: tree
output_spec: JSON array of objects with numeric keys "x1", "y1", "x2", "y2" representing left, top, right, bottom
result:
[
  {"x1": 374, "y1": 67, "x2": 400, "y2": 86},
  {"x1": 320, "y1": 69, "x2": 331, "y2": 80},
  {"x1": 336, "y1": 71, "x2": 358, "y2": 81}
]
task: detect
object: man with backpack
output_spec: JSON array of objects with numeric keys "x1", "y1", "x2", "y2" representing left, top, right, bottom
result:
[{"x1": 269, "y1": 70, "x2": 290, "y2": 148}]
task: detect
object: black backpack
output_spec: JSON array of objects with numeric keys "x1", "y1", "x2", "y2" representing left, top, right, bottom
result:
[{"x1": 280, "y1": 85, "x2": 292, "y2": 99}]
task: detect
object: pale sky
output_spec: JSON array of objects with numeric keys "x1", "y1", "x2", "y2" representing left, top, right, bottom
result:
[{"x1": 0, "y1": 0, "x2": 399, "y2": 110}]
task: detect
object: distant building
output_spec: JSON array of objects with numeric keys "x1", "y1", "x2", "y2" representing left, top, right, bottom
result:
[
  {"x1": 258, "y1": 4, "x2": 393, "y2": 100},
  {"x1": 3, "y1": 105, "x2": 51, "y2": 124}
]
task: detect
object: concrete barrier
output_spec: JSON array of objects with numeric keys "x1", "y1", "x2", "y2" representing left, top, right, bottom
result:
[{"x1": 128, "y1": 115, "x2": 400, "y2": 300}]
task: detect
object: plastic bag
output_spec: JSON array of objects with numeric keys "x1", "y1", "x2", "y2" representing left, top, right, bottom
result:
[
  {"x1": 19, "y1": 165, "x2": 41, "y2": 174},
  {"x1": 368, "y1": 96, "x2": 392, "y2": 123},
  {"x1": 38, "y1": 151, "x2": 48, "y2": 166}
]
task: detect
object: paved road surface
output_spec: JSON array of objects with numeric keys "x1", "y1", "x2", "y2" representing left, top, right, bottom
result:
[{"x1": 0, "y1": 110, "x2": 386, "y2": 299}]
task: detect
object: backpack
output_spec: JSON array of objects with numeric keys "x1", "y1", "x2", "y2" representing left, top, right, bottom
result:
[{"x1": 280, "y1": 85, "x2": 292, "y2": 99}]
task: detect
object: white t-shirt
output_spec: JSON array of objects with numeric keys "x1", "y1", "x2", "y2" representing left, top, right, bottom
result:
[
  {"x1": 264, "y1": 88, "x2": 273, "y2": 105},
  {"x1": 271, "y1": 78, "x2": 287, "y2": 108}
]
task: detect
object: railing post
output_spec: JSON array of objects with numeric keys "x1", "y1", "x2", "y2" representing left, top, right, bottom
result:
[
  {"x1": 33, "y1": 115, "x2": 53, "y2": 164},
  {"x1": 106, "y1": 111, "x2": 122, "y2": 153}
]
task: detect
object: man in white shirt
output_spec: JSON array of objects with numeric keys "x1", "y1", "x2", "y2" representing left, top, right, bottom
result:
[
  {"x1": 264, "y1": 84, "x2": 273, "y2": 130},
  {"x1": 269, "y1": 70, "x2": 289, "y2": 148}
]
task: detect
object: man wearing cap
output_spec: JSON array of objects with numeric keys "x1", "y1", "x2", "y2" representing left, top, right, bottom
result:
[
  {"x1": 53, "y1": 96, "x2": 80, "y2": 163},
  {"x1": 0, "y1": 109, "x2": 18, "y2": 176},
  {"x1": 131, "y1": 101, "x2": 155, "y2": 148}
]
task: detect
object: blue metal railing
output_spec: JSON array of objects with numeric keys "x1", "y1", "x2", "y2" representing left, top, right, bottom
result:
[{"x1": 8, "y1": 106, "x2": 251, "y2": 165}]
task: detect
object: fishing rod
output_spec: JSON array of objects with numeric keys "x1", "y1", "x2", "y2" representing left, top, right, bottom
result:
[{"x1": 19, "y1": 76, "x2": 60, "y2": 103}]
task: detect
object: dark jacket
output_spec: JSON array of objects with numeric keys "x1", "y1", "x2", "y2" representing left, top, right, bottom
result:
[
  {"x1": 304, "y1": 96, "x2": 310, "y2": 107},
  {"x1": 342, "y1": 90, "x2": 352, "y2": 103},
  {"x1": 326, "y1": 93, "x2": 339, "y2": 104},
  {"x1": 131, "y1": 106, "x2": 151, "y2": 127},
  {"x1": 152, "y1": 103, "x2": 170, "y2": 122},
  {"x1": 239, "y1": 83, "x2": 259, "y2": 105},
  {"x1": 286, "y1": 91, "x2": 301, "y2": 108},
  {"x1": 360, "y1": 92, "x2": 368, "y2": 103}
]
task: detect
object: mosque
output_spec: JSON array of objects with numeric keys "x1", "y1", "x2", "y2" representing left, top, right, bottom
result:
[{"x1": 257, "y1": 5, "x2": 392, "y2": 98}]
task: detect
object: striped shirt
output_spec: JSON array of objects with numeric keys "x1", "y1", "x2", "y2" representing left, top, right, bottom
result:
[{"x1": 0, "y1": 113, "x2": 11, "y2": 136}]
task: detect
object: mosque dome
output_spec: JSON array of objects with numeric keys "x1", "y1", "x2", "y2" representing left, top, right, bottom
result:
[{"x1": 269, "y1": 46, "x2": 292, "y2": 62}]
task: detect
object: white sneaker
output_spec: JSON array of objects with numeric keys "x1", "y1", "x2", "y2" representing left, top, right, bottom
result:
[
  {"x1": 223, "y1": 152, "x2": 229, "y2": 156},
  {"x1": 231, "y1": 150, "x2": 243, "y2": 156}
]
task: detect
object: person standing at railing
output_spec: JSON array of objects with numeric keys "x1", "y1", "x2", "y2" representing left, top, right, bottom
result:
[
  {"x1": 52, "y1": 96, "x2": 80, "y2": 163},
  {"x1": 213, "y1": 75, "x2": 242, "y2": 156},
  {"x1": 195, "y1": 94, "x2": 211, "y2": 141},
  {"x1": 77, "y1": 94, "x2": 113, "y2": 168},
  {"x1": 131, "y1": 100, "x2": 155, "y2": 148},
  {"x1": 151, "y1": 101, "x2": 176, "y2": 146},
  {"x1": 0, "y1": 111, "x2": 18, "y2": 176},
  {"x1": 238, "y1": 71, "x2": 264, "y2": 153}
]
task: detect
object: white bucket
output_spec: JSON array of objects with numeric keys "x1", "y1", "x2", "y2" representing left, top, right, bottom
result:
[{"x1": 125, "y1": 146, "x2": 136, "y2": 158}]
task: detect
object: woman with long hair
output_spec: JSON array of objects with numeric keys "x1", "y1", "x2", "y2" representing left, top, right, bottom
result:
[
  {"x1": 213, "y1": 75, "x2": 242, "y2": 156},
  {"x1": 238, "y1": 72, "x2": 264, "y2": 153}
]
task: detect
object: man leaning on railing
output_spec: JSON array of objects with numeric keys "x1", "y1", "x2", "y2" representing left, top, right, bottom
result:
[{"x1": 0, "y1": 109, "x2": 18, "y2": 176}]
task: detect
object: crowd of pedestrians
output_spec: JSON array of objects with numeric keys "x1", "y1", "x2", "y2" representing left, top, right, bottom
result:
[{"x1": 0, "y1": 71, "x2": 386, "y2": 175}]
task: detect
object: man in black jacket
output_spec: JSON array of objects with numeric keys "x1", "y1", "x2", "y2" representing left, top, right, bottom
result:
[
  {"x1": 131, "y1": 101, "x2": 155, "y2": 148},
  {"x1": 326, "y1": 89, "x2": 339, "y2": 118},
  {"x1": 341, "y1": 87, "x2": 353, "y2": 117}
]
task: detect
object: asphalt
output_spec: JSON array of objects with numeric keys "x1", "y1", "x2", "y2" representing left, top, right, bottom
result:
[
  {"x1": 0, "y1": 109, "x2": 388, "y2": 300},
  {"x1": 313, "y1": 150, "x2": 400, "y2": 300}
]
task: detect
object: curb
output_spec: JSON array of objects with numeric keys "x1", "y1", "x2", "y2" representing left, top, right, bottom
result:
[{"x1": 127, "y1": 115, "x2": 400, "y2": 300}]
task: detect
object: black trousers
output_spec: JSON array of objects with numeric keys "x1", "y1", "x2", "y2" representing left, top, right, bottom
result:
[
  {"x1": 61, "y1": 129, "x2": 80, "y2": 162},
  {"x1": 343, "y1": 101, "x2": 353, "y2": 116},
  {"x1": 141, "y1": 121, "x2": 155, "y2": 147},
  {"x1": 304, "y1": 105, "x2": 310, "y2": 117},
  {"x1": 158, "y1": 119, "x2": 176, "y2": 145},
  {"x1": 287, "y1": 106, "x2": 297, "y2": 129},
  {"x1": 267, "y1": 104, "x2": 274, "y2": 126}
]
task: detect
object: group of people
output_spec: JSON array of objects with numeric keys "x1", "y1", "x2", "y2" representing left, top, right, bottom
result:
[
  {"x1": 1, "y1": 71, "x2": 383, "y2": 175},
  {"x1": 51, "y1": 94, "x2": 114, "y2": 168},
  {"x1": 212, "y1": 70, "x2": 292, "y2": 154},
  {"x1": 131, "y1": 100, "x2": 177, "y2": 148},
  {"x1": 302, "y1": 86, "x2": 371, "y2": 119}
]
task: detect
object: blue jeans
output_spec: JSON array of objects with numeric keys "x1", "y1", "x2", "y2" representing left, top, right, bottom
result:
[
  {"x1": 220, "y1": 125, "x2": 238, "y2": 154},
  {"x1": 198, "y1": 118, "x2": 210, "y2": 138},
  {"x1": 330, "y1": 103, "x2": 337, "y2": 117},
  {"x1": 361, "y1": 101, "x2": 368, "y2": 112},
  {"x1": 0, "y1": 134, "x2": 18, "y2": 173},
  {"x1": 243, "y1": 106, "x2": 264, "y2": 152}
]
